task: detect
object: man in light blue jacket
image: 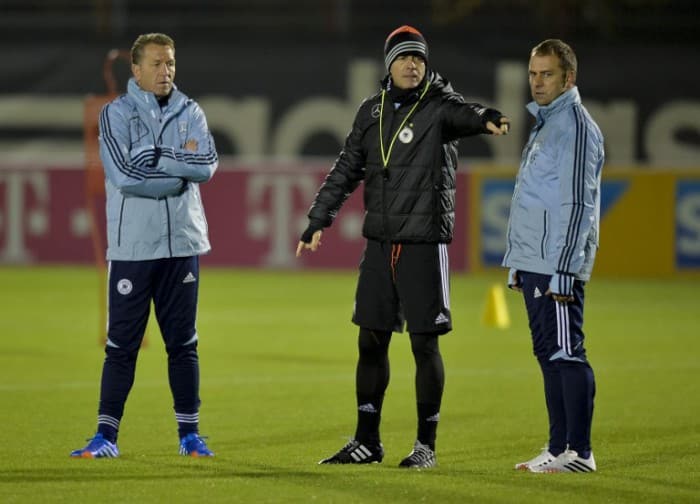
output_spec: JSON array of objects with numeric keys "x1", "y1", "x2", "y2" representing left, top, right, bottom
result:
[
  {"x1": 71, "y1": 33, "x2": 218, "y2": 458},
  {"x1": 503, "y1": 39, "x2": 604, "y2": 473}
]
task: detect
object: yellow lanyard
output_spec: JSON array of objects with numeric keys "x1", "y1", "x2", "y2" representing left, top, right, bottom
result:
[{"x1": 379, "y1": 80, "x2": 431, "y2": 168}]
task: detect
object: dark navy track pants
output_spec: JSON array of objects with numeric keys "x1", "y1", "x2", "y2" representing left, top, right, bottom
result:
[
  {"x1": 520, "y1": 271, "x2": 596, "y2": 457},
  {"x1": 99, "y1": 256, "x2": 201, "y2": 420}
]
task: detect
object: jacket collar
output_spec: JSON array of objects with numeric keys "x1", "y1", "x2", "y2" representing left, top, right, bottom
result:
[
  {"x1": 127, "y1": 77, "x2": 186, "y2": 116},
  {"x1": 526, "y1": 86, "x2": 580, "y2": 121}
]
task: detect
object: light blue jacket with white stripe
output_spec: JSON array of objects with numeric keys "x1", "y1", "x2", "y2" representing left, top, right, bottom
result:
[
  {"x1": 99, "y1": 78, "x2": 218, "y2": 261},
  {"x1": 502, "y1": 87, "x2": 604, "y2": 295}
]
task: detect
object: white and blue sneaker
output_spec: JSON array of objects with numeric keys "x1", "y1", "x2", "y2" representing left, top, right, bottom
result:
[
  {"x1": 515, "y1": 446, "x2": 557, "y2": 471},
  {"x1": 179, "y1": 433, "x2": 215, "y2": 457},
  {"x1": 529, "y1": 449, "x2": 596, "y2": 473},
  {"x1": 70, "y1": 433, "x2": 119, "y2": 458}
]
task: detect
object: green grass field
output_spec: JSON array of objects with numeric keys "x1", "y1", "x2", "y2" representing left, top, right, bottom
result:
[{"x1": 1, "y1": 266, "x2": 698, "y2": 503}]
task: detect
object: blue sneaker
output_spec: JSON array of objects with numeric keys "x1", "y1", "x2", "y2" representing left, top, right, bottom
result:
[
  {"x1": 179, "y1": 433, "x2": 214, "y2": 457},
  {"x1": 70, "y1": 433, "x2": 120, "y2": 458}
]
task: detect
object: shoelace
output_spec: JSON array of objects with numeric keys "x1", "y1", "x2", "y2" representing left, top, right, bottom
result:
[
  {"x1": 85, "y1": 435, "x2": 110, "y2": 446},
  {"x1": 186, "y1": 435, "x2": 208, "y2": 446},
  {"x1": 409, "y1": 445, "x2": 434, "y2": 462},
  {"x1": 78, "y1": 435, "x2": 118, "y2": 457},
  {"x1": 341, "y1": 440, "x2": 359, "y2": 451},
  {"x1": 183, "y1": 434, "x2": 212, "y2": 453}
]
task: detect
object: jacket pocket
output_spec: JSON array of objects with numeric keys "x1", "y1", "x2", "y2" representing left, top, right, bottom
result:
[
  {"x1": 117, "y1": 197, "x2": 163, "y2": 252},
  {"x1": 540, "y1": 210, "x2": 549, "y2": 259},
  {"x1": 510, "y1": 205, "x2": 549, "y2": 260}
]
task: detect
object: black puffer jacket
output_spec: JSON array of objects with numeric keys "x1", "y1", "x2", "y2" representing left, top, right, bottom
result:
[{"x1": 307, "y1": 70, "x2": 498, "y2": 244}]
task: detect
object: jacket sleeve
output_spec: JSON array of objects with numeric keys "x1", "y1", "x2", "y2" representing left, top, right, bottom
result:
[
  {"x1": 99, "y1": 103, "x2": 185, "y2": 199},
  {"x1": 551, "y1": 109, "x2": 604, "y2": 284},
  {"x1": 307, "y1": 107, "x2": 367, "y2": 227},
  {"x1": 440, "y1": 97, "x2": 493, "y2": 142},
  {"x1": 157, "y1": 102, "x2": 218, "y2": 183}
]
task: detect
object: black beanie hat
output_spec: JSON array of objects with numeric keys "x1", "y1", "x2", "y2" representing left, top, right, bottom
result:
[{"x1": 384, "y1": 25, "x2": 428, "y2": 71}]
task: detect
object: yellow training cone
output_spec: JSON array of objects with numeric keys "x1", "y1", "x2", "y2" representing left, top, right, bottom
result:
[{"x1": 482, "y1": 284, "x2": 510, "y2": 329}]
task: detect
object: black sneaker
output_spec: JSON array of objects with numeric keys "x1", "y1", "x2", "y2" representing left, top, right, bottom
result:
[
  {"x1": 398, "y1": 440, "x2": 436, "y2": 468},
  {"x1": 318, "y1": 439, "x2": 384, "y2": 464}
]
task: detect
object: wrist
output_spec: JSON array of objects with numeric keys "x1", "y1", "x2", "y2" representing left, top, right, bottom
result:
[{"x1": 549, "y1": 272, "x2": 574, "y2": 296}]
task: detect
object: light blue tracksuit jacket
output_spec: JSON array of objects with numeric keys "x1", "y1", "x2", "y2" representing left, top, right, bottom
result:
[
  {"x1": 99, "y1": 78, "x2": 218, "y2": 261},
  {"x1": 502, "y1": 86, "x2": 605, "y2": 296}
]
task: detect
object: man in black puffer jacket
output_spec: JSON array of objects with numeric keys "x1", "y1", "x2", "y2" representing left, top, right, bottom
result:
[{"x1": 296, "y1": 25, "x2": 510, "y2": 469}]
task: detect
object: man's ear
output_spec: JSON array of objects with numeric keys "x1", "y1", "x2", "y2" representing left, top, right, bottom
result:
[
  {"x1": 132, "y1": 63, "x2": 140, "y2": 81},
  {"x1": 565, "y1": 70, "x2": 576, "y2": 89}
]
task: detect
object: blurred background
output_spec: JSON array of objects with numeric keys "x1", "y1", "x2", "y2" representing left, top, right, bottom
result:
[{"x1": 1, "y1": 0, "x2": 698, "y2": 274}]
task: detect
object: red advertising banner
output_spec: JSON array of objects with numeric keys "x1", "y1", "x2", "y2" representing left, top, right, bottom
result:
[
  {"x1": 0, "y1": 166, "x2": 94, "y2": 263},
  {"x1": 0, "y1": 163, "x2": 468, "y2": 270}
]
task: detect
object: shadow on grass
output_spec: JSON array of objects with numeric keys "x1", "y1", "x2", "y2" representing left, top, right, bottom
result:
[
  {"x1": 0, "y1": 463, "x2": 321, "y2": 484},
  {"x1": 3, "y1": 460, "x2": 698, "y2": 503}
]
